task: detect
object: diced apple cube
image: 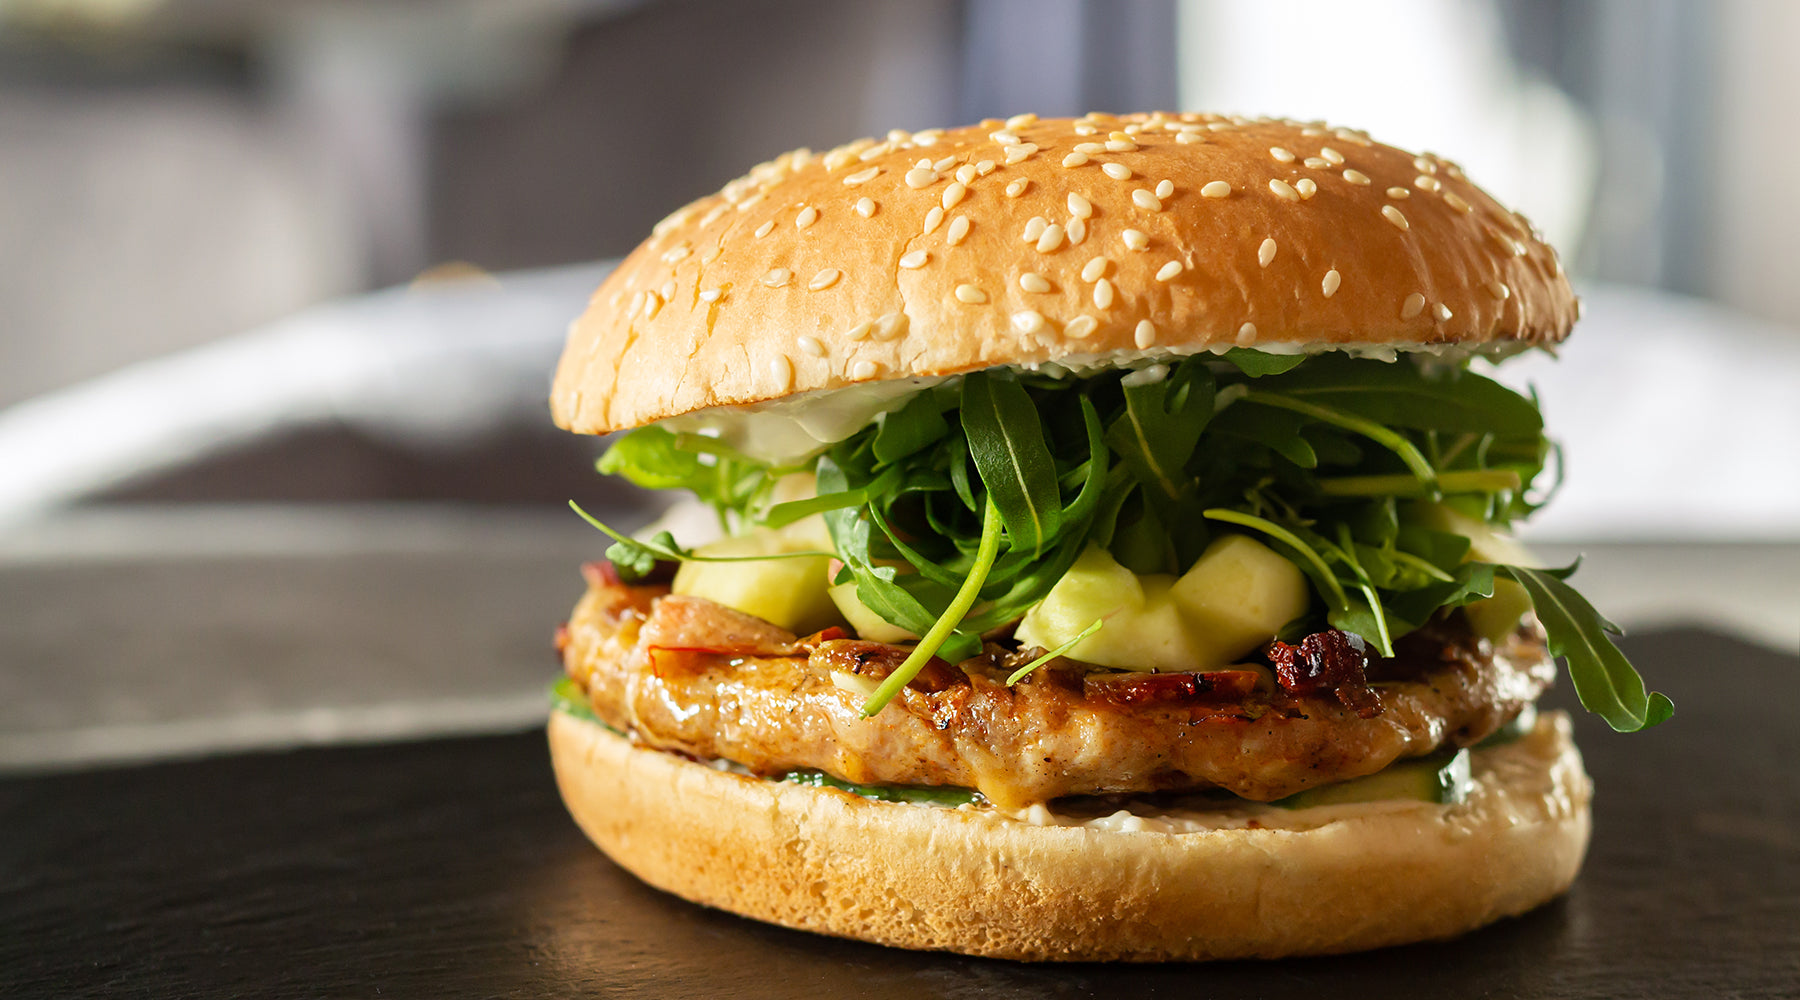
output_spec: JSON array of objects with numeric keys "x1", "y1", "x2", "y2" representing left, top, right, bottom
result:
[
  {"x1": 1170, "y1": 534, "x2": 1310, "y2": 661},
  {"x1": 672, "y1": 531, "x2": 840, "y2": 634}
]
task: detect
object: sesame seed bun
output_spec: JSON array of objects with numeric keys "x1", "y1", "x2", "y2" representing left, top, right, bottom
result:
[
  {"x1": 551, "y1": 112, "x2": 1576, "y2": 436},
  {"x1": 548, "y1": 708, "x2": 1591, "y2": 962}
]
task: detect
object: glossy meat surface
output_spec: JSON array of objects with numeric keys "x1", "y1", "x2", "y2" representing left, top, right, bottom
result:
[{"x1": 560, "y1": 579, "x2": 1553, "y2": 809}]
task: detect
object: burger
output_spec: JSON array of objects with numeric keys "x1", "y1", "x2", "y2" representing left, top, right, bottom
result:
[{"x1": 545, "y1": 112, "x2": 1670, "y2": 961}]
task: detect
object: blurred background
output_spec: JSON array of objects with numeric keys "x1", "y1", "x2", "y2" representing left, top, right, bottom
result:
[{"x1": 1, "y1": 0, "x2": 1794, "y2": 768}]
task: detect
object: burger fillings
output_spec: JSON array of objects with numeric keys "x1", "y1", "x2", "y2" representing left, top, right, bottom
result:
[{"x1": 545, "y1": 112, "x2": 1670, "y2": 960}]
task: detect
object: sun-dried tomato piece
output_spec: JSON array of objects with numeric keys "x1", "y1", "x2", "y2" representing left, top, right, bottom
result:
[{"x1": 1267, "y1": 630, "x2": 1381, "y2": 716}]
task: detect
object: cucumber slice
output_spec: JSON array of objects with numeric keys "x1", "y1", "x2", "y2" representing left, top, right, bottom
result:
[{"x1": 1274, "y1": 747, "x2": 1472, "y2": 809}]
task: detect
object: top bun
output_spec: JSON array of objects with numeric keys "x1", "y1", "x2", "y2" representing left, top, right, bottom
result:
[{"x1": 553, "y1": 113, "x2": 1576, "y2": 435}]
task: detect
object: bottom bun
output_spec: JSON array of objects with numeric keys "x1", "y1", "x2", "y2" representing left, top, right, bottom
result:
[{"x1": 549, "y1": 709, "x2": 1591, "y2": 962}]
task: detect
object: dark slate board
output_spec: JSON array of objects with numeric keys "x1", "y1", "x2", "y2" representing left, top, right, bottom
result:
[{"x1": 3, "y1": 628, "x2": 1795, "y2": 998}]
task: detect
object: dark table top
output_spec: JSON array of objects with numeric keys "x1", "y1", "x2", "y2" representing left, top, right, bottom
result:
[{"x1": 3, "y1": 627, "x2": 1796, "y2": 998}]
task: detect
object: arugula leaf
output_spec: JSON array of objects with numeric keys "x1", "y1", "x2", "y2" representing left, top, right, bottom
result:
[
  {"x1": 1497, "y1": 563, "x2": 1674, "y2": 732},
  {"x1": 873, "y1": 389, "x2": 951, "y2": 464},
  {"x1": 959, "y1": 371, "x2": 1064, "y2": 555},
  {"x1": 1271, "y1": 355, "x2": 1544, "y2": 436},
  {"x1": 1006, "y1": 618, "x2": 1104, "y2": 684},
  {"x1": 861, "y1": 498, "x2": 1004, "y2": 716},
  {"x1": 1219, "y1": 348, "x2": 1307, "y2": 377},
  {"x1": 596, "y1": 426, "x2": 705, "y2": 489},
  {"x1": 1105, "y1": 360, "x2": 1216, "y2": 503}
]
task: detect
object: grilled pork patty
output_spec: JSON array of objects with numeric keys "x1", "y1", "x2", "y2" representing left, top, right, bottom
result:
[{"x1": 558, "y1": 575, "x2": 1553, "y2": 809}]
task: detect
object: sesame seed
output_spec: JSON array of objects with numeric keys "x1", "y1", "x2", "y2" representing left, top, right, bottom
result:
[
  {"x1": 857, "y1": 142, "x2": 890, "y2": 162},
  {"x1": 946, "y1": 215, "x2": 971, "y2": 245},
  {"x1": 1105, "y1": 139, "x2": 1137, "y2": 153},
  {"x1": 1155, "y1": 179, "x2": 1174, "y2": 199},
  {"x1": 941, "y1": 182, "x2": 968, "y2": 210},
  {"x1": 954, "y1": 164, "x2": 978, "y2": 186},
  {"x1": 660, "y1": 280, "x2": 676, "y2": 302},
  {"x1": 1036, "y1": 223, "x2": 1066, "y2": 253},
  {"x1": 627, "y1": 290, "x2": 644, "y2": 317},
  {"x1": 855, "y1": 197, "x2": 877, "y2": 218},
  {"x1": 955, "y1": 284, "x2": 988, "y2": 304},
  {"x1": 1386, "y1": 186, "x2": 1411, "y2": 199},
  {"x1": 754, "y1": 220, "x2": 776, "y2": 239},
  {"x1": 1065, "y1": 315, "x2": 1099, "y2": 339},
  {"x1": 1270, "y1": 146, "x2": 1296, "y2": 163},
  {"x1": 851, "y1": 360, "x2": 880, "y2": 380},
  {"x1": 1200, "y1": 180, "x2": 1231, "y2": 198},
  {"x1": 770, "y1": 355, "x2": 793, "y2": 389},
  {"x1": 1176, "y1": 131, "x2": 1202, "y2": 144},
  {"x1": 975, "y1": 159, "x2": 997, "y2": 176},
  {"x1": 1075, "y1": 142, "x2": 1107, "y2": 155},
  {"x1": 1155, "y1": 260, "x2": 1183, "y2": 281},
  {"x1": 1236, "y1": 322, "x2": 1257, "y2": 345},
  {"x1": 1303, "y1": 157, "x2": 1329, "y2": 169},
  {"x1": 1022, "y1": 216, "x2": 1048, "y2": 242},
  {"x1": 798, "y1": 335, "x2": 826, "y2": 357},
  {"x1": 886, "y1": 129, "x2": 910, "y2": 143},
  {"x1": 1081, "y1": 256, "x2": 1110, "y2": 282},
  {"x1": 898, "y1": 250, "x2": 930, "y2": 269},
  {"x1": 643, "y1": 292, "x2": 663, "y2": 319},
  {"x1": 1006, "y1": 112, "x2": 1038, "y2": 129},
  {"x1": 1102, "y1": 162, "x2": 1133, "y2": 180},
  {"x1": 1067, "y1": 192, "x2": 1093, "y2": 218},
  {"x1": 1132, "y1": 189, "x2": 1164, "y2": 211},
  {"x1": 699, "y1": 287, "x2": 723, "y2": 303},
  {"x1": 661, "y1": 244, "x2": 692, "y2": 264},
  {"x1": 1486, "y1": 280, "x2": 1511, "y2": 300},
  {"x1": 874, "y1": 312, "x2": 908, "y2": 340},
  {"x1": 1093, "y1": 278, "x2": 1115, "y2": 309},
  {"x1": 1134, "y1": 319, "x2": 1157, "y2": 348},
  {"x1": 990, "y1": 130, "x2": 1020, "y2": 145},
  {"x1": 1074, "y1": 124, "x2": 1098, "y2": 136},
  {"x1": 1258, "y1": 238, "x2": 1277, "y2": 267},
  {"x1": 1108, "y1": 130, "x2": 1134, "y2": 143},
  {"x1": 844, "y1": 166, "x2": 882, "y2": 186},
  {"x1": 904, "y1": 167, "x2": 936, "y2": 189},
  {"x1": 1121, "y1": 229, "x2": 1149, "y2": 251},
  {"x1": 1062, "y1": 152, "x2": 1090, "y2": 168},
  {"x1": 1295, "y1": 178, "x2": 1317, "y2": 199},
  {"x1": 762, "y1": 268, "x2": 791, "y2": 288},
  {"x1": 796, "y1": 205, "x2": 819, "y2": 228},
  {"x1": 1414, "y1": 156, "x2": 1437, "y2": 174},
  {"x1": 1320, "y1": 146, "x2": 1345, "y2": 165},
  {"x1": 1268, "y1": 178, "x2": 1300, "y2": 201},
  {"x1": 1444, "y1": 192, "x2": 1472, "y2": 213},
  {"x1": 1402, "y1": 292, "x2": 1426, "y2": 319},
  {"x1": 922, "y1": 206, "x2": 945, "y2": 235},
  {"x1": 1004, "y1": 143, "x2": 1037, "y2": 165},
  {"x1": 1066, "y1": 216, "x2": 1088, "y2": 245},
  {"x1": 932, "y1": 155, "x2": 956, "y2": 172},
  {"x1": 844, "y1": 320, "x2": 873, "y2": 341},
  {"x1": 1019, "y1": 272, "x2": 1052, "y2": 293},
  {"x1": 1012, "y1": 310, "x2": 1047, "y2": 334},
  {"x1": 1382, "y1": 205, "x2": 1410, "y2": 231},
  {"x1": 1005, "y1": 178, "x2": 1030, "y2": 198},
  {"x1": 1342, "y1": 169, "x2": 1371, "y2": 185},
  {"x1": 1415, "y1": 175, "x2": 1442, "y2": 192},
  {"x1": 809, "y1": 268, "x2": 842, "y2": 291},
  {"x1": 1434, "y1": 303, "x2": 1453, "y2": 321}
]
